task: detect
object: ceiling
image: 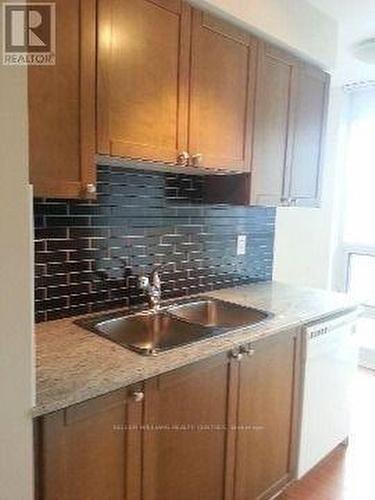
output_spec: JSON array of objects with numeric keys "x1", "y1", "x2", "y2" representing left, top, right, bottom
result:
[{"x1": 308, "y1": 0, "x2": 375, "y2": 85}]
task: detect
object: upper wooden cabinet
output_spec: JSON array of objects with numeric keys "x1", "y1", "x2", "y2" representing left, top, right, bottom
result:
[
  {"x1": 187, "y1": 11, "x2": 258, "y2": 171},
  {"x1": 97, "y1": 0, "x2": 191, "y2": 164},
  {"x1": 97, "y1": 2, "x2": 257, "y2": 171},
  {"x1": 29, "y1": 0, "x2": 96, "y2": 199},
  {"x1": 251, "y1": 43, "x2": 330, "y2": 207},
  {"x1": 251, "y1": 44, "x2": 297, "y2": 206},
  {"x1": 288, "y1": 63, "x2": 330, "y2": 207},
  {"x1": 29, "y1": 1, "x2": 329, "y2": 199}
]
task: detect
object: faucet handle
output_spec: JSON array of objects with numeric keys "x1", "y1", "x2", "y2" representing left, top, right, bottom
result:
[{"x1": 152, "y1": 270, "x2": 161, "y2": 288}]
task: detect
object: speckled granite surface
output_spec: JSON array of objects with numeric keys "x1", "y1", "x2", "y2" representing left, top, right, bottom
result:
[{"x1": 33, "y1": 282, "x2": 358, "y2": 417}]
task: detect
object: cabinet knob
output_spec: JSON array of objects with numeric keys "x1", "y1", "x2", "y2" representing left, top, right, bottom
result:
[
  {"x1": 86, "y1": 183, "x2": 97, "y2": 195},
  {"x1": 131, "y1": 391, "x2": 144, "y2": 403},
  {"x1": 191, "y1": 153, "x2": 203, "y2": 167},
  {"x1": 231, "y1": 348, "x2": 243, "y2": 361},
  {"x1": 280, "y1": 197, "x2": 289, "y2": 206},
  {"x1": 176, "y1": 151, "x2": 189, "y2": 166},
  {"x1": 241, "y1": 345, "x2": 255, "y2": 357}
]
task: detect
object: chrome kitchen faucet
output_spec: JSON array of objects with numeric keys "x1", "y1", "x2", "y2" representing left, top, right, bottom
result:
[{"x1": 139, "y1": 264, "x2": 166, "y2": 311}]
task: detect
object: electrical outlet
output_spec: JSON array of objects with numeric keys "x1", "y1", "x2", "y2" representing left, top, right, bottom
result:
[{"x1": 236, "y1": 235, "x2": 247, "y2": 256}]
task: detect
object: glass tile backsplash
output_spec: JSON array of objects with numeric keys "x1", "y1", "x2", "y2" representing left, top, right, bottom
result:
[{"x1": 34, "y1": 166, "x2": 275, "y2": 322}]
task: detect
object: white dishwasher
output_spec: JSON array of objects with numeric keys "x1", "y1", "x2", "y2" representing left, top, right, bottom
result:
[{"x1": 297, "y1": 310, "x2": 359, "y2": 479}]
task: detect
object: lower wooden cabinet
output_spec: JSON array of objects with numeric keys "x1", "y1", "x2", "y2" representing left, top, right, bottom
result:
[
  {"x1": 35, "y1": 331, "x2": 301, "y2": 500},
  {"x1": 34, "y1": 386, "x2": 143, "y2": 500},
  {"x1": 233, "y1": 329, "x2": 300, "y2": 500},
  {"x1": 142, "y1": 353, "x2": 232, "y2": 500}
]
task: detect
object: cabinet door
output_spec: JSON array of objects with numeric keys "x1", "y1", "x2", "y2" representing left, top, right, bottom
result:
[
  {"x1": 234, "y1": 330, "x2": 300, "y2": 500},
  {"x1": 143, "y1": 354, "x2": 234, "y2": 500},
  {"x1": 288, "y1": 63, "x2": 330, "y2": 207},
  {"x1": 251, "y1": 44, "x2": 297, "y2": 206},
  {"x1": 188, "y1": 10, "x2": 257, "y2": 171},
  {"x1": 97, "y1": 0, "x2": 191, "y2": 164},
  {"x1": 29, "y1": 0, "x2": 96, "y2": 199},
  {"x1": 36, "y1": 387, "x2": 143, "y2": 500}
]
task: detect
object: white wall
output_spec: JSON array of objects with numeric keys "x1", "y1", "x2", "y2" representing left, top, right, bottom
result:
[
  {"x1": 193, "y1": 0, "x2": 337, "y2": 68},
  {"x1": 0, "y1": 1, "x2": 34, "y2": 498},
  {"x1": 273, "y1": 87, "x2": 350, "y2": 289}
]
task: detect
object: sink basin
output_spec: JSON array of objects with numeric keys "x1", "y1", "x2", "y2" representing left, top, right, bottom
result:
[
  {"x1": 168, "y1": 298, "x2": 269, "y2": 328},
  {"x1": 81, "y1": 311, "x2": 209, "y2": 356},
  {"x1": 78, "y1": 297, "x2": 271, "y2": 356}
]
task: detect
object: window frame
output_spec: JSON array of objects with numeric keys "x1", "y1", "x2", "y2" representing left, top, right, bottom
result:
[{"x1": 344, "y1": 246, "x2": 375, "y2": 318}]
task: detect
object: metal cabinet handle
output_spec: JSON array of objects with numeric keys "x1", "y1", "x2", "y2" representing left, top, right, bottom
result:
[
  {"x1": 86, "y1": 183, "x2": 96, "y2": 195},
  {"x1": 241, "y1": 345, "x2": 255, "y2": 357},
  {"x1": 131, "y1": 391, "x2": 144, "y2": 403},
  {"x1": 231, "y1": 348, "x2": 243, "y2": 361},
  {"x1": 280, "y1": 197, "x2": 289, "y2": 206},
  {"x1": 176, "y1": 151, "x2": 189, "y2": 166},
  {"x1": 191, "y1": 153, "x2": 203, "y2": 167},
  {"x1": 280, "y1": 197, "x2": 297, "y2": 207}
]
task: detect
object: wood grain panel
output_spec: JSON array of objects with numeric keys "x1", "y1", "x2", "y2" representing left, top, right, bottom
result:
[
  {"x1": 251, "y1": 43, "x2": 297, "y2": 206},
  {"x1": 288, "y1": 63, "x2": 330, "y2": 207},
  {"x1": 143, "y1": 353, "x2": 231, "y2": 500},
  {"x1": 188, "y1": 9, "x2": 258, "y2": 171},
  {"x1": 29, "y1": 0, "x2": 96, "y2": 199},
  {"x1": 234, "y1": 330, "x2": 299, "y2": 500},
  {"x1": 37, "y1": 386, "x2": 143, "y2": 500},
  {"x1": 97, "y1": 0, "x2": 191, "y2": 163}
]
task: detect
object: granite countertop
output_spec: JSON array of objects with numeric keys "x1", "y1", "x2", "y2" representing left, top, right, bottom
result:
[{"x1": 33, "y1": 281, "x2": 358, "y2": 417}]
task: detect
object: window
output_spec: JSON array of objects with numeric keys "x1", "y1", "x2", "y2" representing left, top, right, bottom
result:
[
  {"x1": 347, "y1": 253, "x2": 375, "y2": 308},
  {"x1": 343, "y1": 91, "x2": 375, "y2": 310},
  {"x1": 344, "y1": 115, "x2": 375, "y2": 247}
]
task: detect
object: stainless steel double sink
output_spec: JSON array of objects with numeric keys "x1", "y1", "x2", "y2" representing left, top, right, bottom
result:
[{"x1": 78, "y1": 297, "x2": 271, "y2": 356}]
